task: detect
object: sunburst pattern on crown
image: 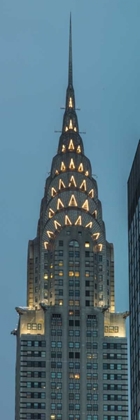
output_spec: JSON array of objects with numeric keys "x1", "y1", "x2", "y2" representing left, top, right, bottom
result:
[{"x1": 38, "y1": 18, "x2": 104, "y2": 253}]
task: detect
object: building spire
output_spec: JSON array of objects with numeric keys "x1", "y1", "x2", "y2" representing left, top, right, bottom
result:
[
  {"x1": 68, "y1": 13, "x2": 73, "y2": 87},
  {"x1": 65, "y1": 13, "x2": 75, "y2": 111},
  {"x1": 61, "y1": 14, "x2": 79, "y2": 134}
]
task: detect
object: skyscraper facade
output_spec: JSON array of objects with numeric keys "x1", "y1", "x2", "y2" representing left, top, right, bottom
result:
[
  {"x1": 128, "y1": 140, "x2": 140, "y2": 420},
  {"x1": 13, "y1": 19, "x2": 128, "y2": 420}
]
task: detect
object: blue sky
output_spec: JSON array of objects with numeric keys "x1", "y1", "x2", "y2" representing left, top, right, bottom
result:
[{"x1": 0, "y1": 0, "x2": 140, "y2": 418}]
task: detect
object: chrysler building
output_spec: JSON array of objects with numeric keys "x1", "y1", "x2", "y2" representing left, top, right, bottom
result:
[{"x1": 13, "y1": 17, "x2": 128, "y2": 420}]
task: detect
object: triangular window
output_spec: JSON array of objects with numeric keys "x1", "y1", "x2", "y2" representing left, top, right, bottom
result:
[
  {"x1": 80, "y1": 180, "x2": 86, "y2": 191},
  {"x1": 69, "y1": 119, "x2": 73, "y2": 129},
  {"x1": 92, "y1": 233, "x2": 100, "y2": 240},
  {"x1": 78, "y1": 163, "x2": 83, "y2": 172},
  {"x1": 93, "y1": 210, "x2": 97, "y2": 219},
  {"x1": 62, "y1": 144, "x2": 66, "y2": 152},
  {"x1": 51, "y1": 187, "x2": 57, "y2": 197},
  {"x1": 49, "y1": 208, "x2": 55, "y2": 218},
  {"x1": 68, "y1": 195, "x2": 78, "y2": 207},
  {"x1": 88, "y1": 189, "x2": 94, "y2": 198},
  {"x1": 75, "y1": 216, "x2": 82, "y2": 225},
  {"x1": 77, "y1": 145, "x2": 81, "y2": 153},
  {"x1": 82, "y1": 199, "x2": 89, "y2": 211},
  {"x1": 47, "y1": 231, "x2": 54, "y2": 239},
  {"x1": 68, "y1": 139, "x2": 75, "y2": 150},
  {"x1": 69, "y1": 159, "x2": 75, "y2": 170},
  {"x1": 85, "y1": 222, "x2": 92, "y2": 228},
  {"x1": 54, "y1": 220, "x2": 61, "y2": 230},
  {"x1": 61, "y1": 162, "x2": 66, "y2": 171},
  {"x1": 59, "y1": 179, "x2": 66, "y2": 190},
  {"x1": 57, "y1": 199, "x2": 64, "y2": 210},
  {"x1": 65, "y1": 215, "x2": 72, "y2": 225},
  {"x1": 69, "y1": 176, "x2": 77, "y2": 187},
  {"x1": 44, "y1": 242, "x2": 48, "y2": 249}
]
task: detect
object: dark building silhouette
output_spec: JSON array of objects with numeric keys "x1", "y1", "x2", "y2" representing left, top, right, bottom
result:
[{"x1": 128, "y1": 140, "x2": 140, "y2": 420}]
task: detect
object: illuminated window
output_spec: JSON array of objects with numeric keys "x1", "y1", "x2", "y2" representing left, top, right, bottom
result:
[
  {"x1": 54, "y1": 220, "x2": 61, "y2": 230},
  {"x1": 49, "y1": 208, "x2": 55, "y2": 218},
  {"x1": 65, "y1": 126, "x2": 68, "y2": 132},
  {"x1": 44, "y1": 274, "x2": 48, "y2": 280},
  {"x1": 69, "y1": 300, "x2": 74, "y2": 306},
  {"x1": 69, "y1": 159, "x2": 75, "y2": 170},
  {"x1": 74, "y1": 127, "x2": 77, "y2": 132},
  {"x1": 51, "y1": 187, "x2": 57, "y2": 197},
  {"x1": 62, "y1": 144, "x2": 66, "y2": 152},
  {"x1": 82, "y1": 200, "x2": 89, "y2": 211},
  {"x1": 85, "y1": 242, "x2": 90, "y2": 248},
  {"x1": 85, "y1": 271, "x2": 90, "y2": 277},
  {"x1": 75, "y1": 272, "x2": 80, "y2": 277},
  {"x1": 47, "y1": 231, "x2": 54, "y2": 239},
  {"x1": 92, "y1": 233, "x2": 100, "y2": 240},
  {"x1": 68, "y1": 139, "x2": 75, "y2": 150},
  {"x1": 98, "y1": 244, "x2": 103, "y2": 251},
  {"x1": 61, "y1": 162, "x2": 66, "y2": 171},
  {"x1": 59, "y1": 179, "x2": 66, "y2": 190},
  {"x1": 69, "y1": 97, "x2": 73, "y2": 108},
  {"x1": 85, "y1": 171, "x2": 89, "y2": 176},
  {"x1": 93, "y1": 244, "x2": 103, "y2": 252},
  {"x1": 80, "y1": 179, "x2": 86, "y2": 191},
  {"x1": 77, "y1": 145, "x2": 81, "y2": 153},
  {"x1": 68, "y1": 195, "x2": 78, "y2": 207},
  {"x1": 88, "y1": 189, "x2": 94, "y2": 198},
  {"x1": 58, "y1": 261, "x2": 63, "y2": 266},
  {"x1": 69, "y1": 176, "x2": 77, "y2": 187},
  {"x1": 93, "y1": 210, "x2": 97, "y2": 219},
  {"x1": 65, "y1": 215, "x2": 72, "y2": 225},
  {"x1": 85, "y1": 222, "x2": 92, "y2": 228},
  {"x1": 57, "y1": 198, "x2": 64, "y2": 210},
  {"x1": 69, "y1": 311, "x2": 74, "y2": 316},
  {"x1": 55, "y1": 170, "x2": 59, "y2": 175},
  {"x1": 75, "y1": 216, "x2": 82, "y2": 226},
  {"x1": 69, "y1": 119, "x2": 73, "y2": 129},
  {"x1": 69, "y1": 271, "x2": 74, "y2": 277},
  {"x1": 44, "y1": 242, "x2": 48, "y2": 249},
  {"x1": 78, "y1": 163, "x2": 83, "y2": 172},
  {"x1": 59, "y1": 271, "x2": 63, "y2": 276}
]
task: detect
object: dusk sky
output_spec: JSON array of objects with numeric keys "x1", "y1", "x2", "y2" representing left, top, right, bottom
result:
[{"x1": 0, "y1": 0, "x2": 140, "y2": 418}]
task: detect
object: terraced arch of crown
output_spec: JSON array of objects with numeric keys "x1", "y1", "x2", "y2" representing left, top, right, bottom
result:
[
  {"x1": 61, "y1": 140, "x2": 81, "y2": 154},
  {"x1": 58, "y1": 132, "x2": 84, "y2": 154},
  {"x1": 42, "y1": 208, "x2": 104, "y2": 250},
  {"x1": 44, "y1": 190, "x2": 100, "y2": 225},
  {"x1": 51, "y1": 152, "x2": 92, "y2": 178},
  {"x1": 47, "y1": 171, "x2": 97, "y2": 203},
  {"x1": 62, "y1": 112, "x2": 78, "y2": 131}
]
